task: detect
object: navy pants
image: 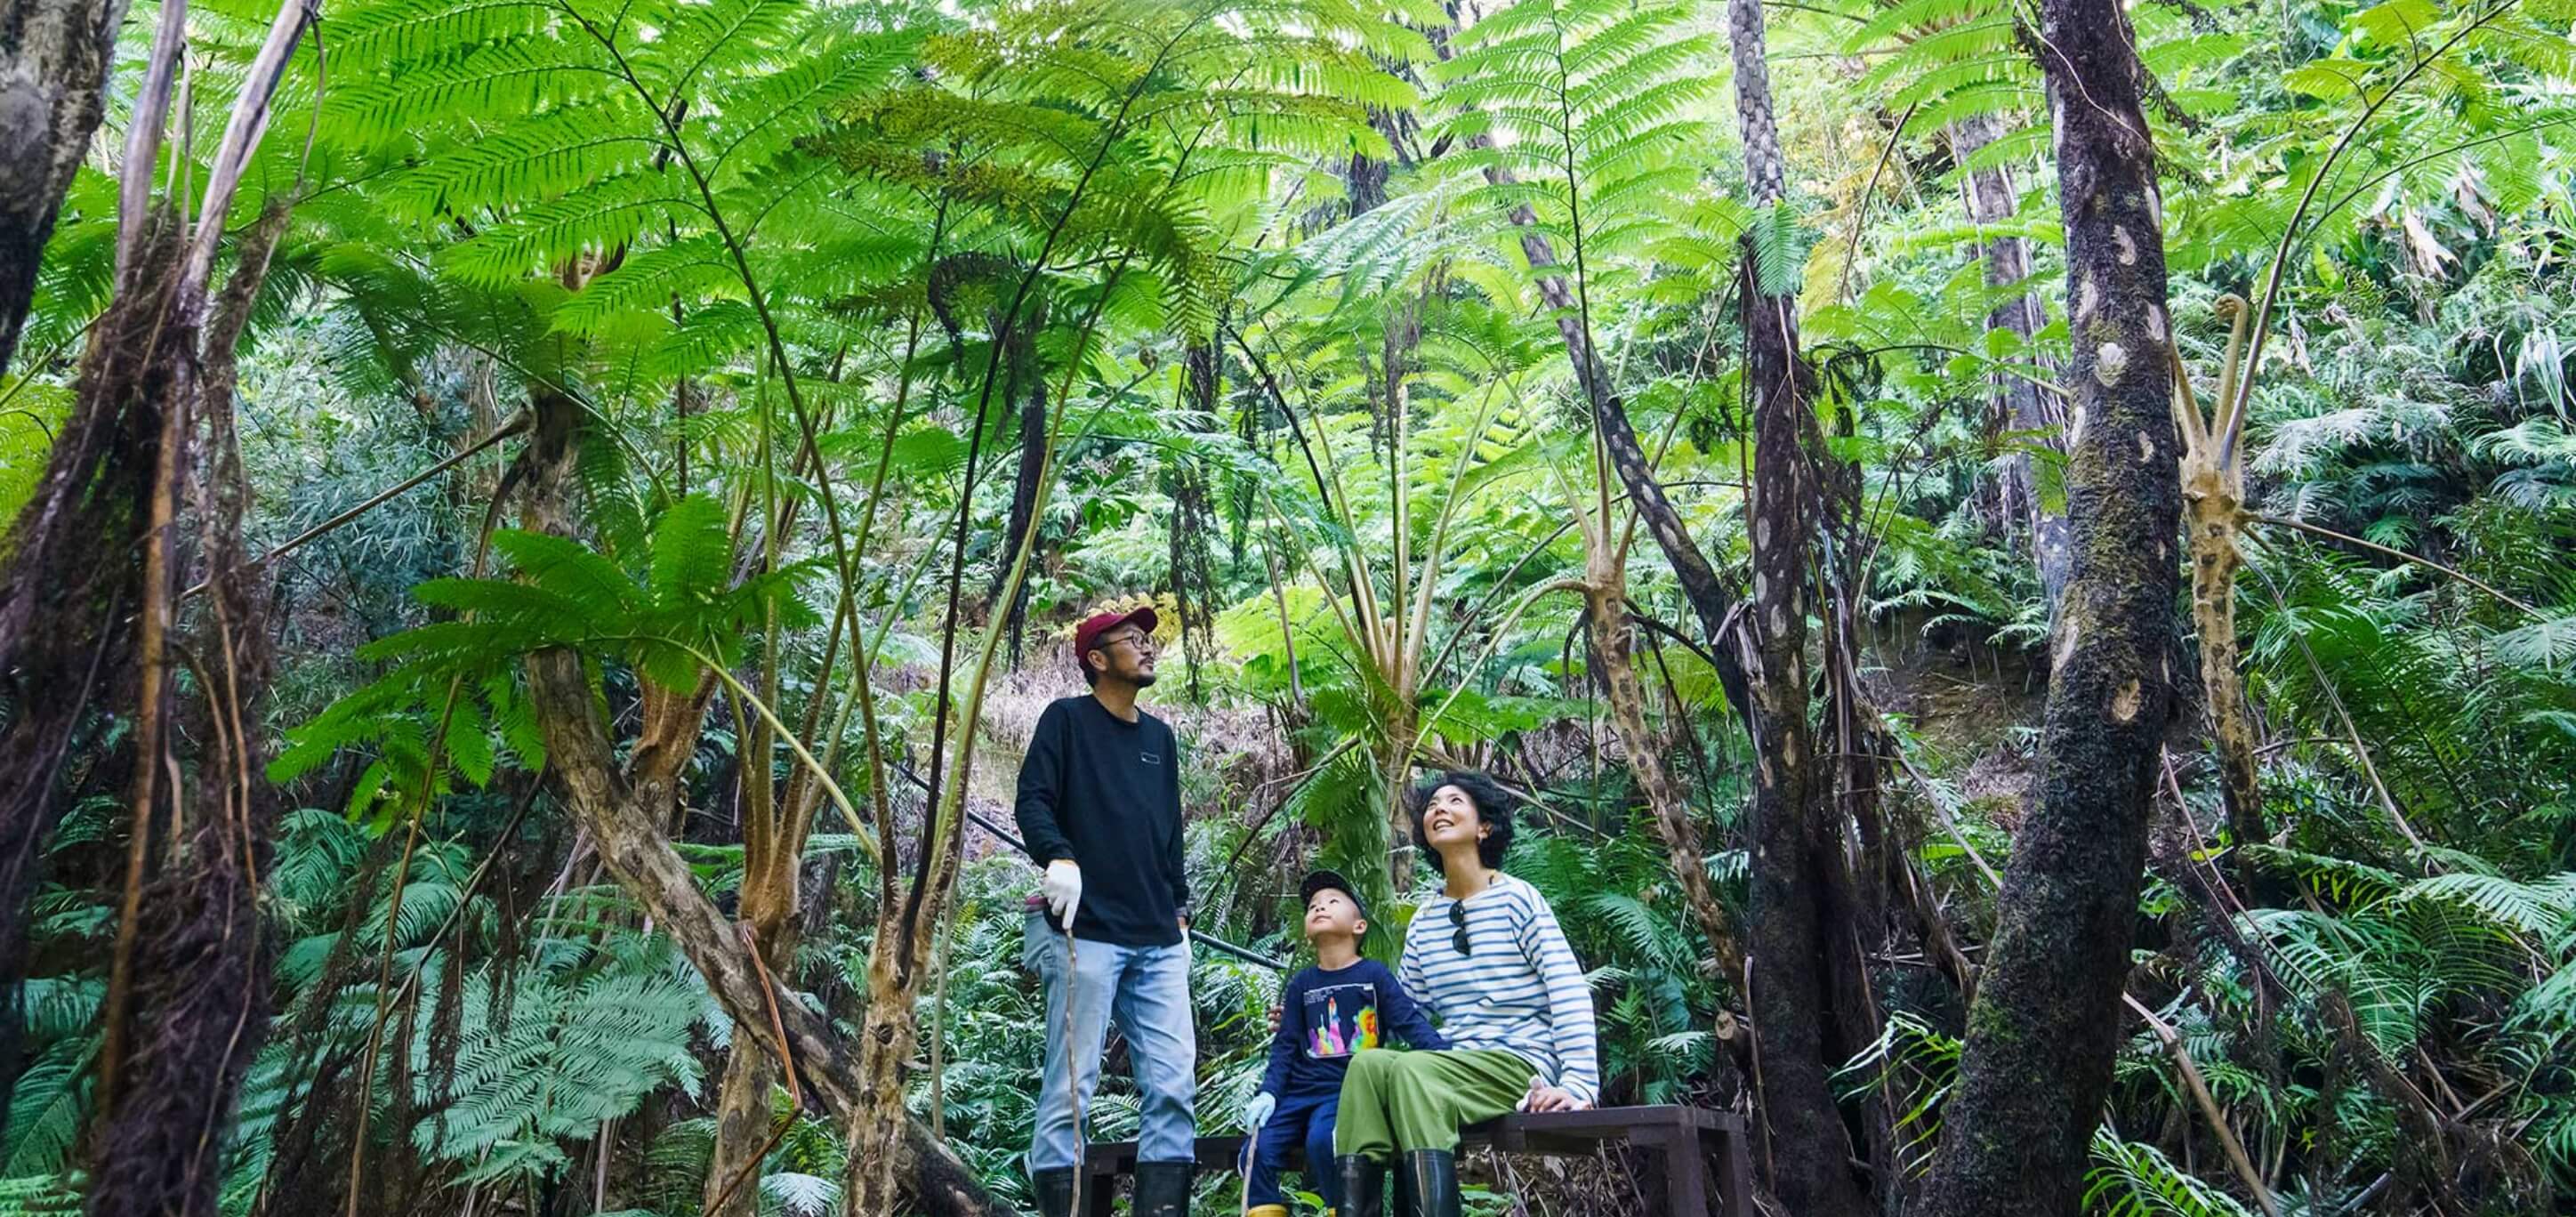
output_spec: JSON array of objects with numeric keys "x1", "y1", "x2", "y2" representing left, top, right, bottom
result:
[{"x1": 1246, "y1": 1091, "x2": 1340, "y2": 1208}]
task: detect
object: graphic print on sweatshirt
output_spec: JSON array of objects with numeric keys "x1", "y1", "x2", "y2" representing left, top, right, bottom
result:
[{"x1": 1302, "y1": 980, "x2": 1382, "y2": 1060}]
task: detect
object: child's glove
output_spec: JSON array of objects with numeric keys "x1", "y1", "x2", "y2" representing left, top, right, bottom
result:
[{"x1": 1244, "y1": 1092, "x2": 1276, "y2": 1132}]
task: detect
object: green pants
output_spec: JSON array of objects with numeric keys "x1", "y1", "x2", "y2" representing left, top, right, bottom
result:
[{"x1": 1332, "y1": 1048, "x2": 1536, "y2": 1160}]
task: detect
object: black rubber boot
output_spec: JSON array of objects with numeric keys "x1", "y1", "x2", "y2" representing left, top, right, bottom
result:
[
  {"x1": 1397, "y1": 1150, "x2": 1461, "y2": 1217},
  {"x1": 1134, "y1": 1160, "x2": 1192, "y2": 1217},
  {"x1": 1334, "y1": 1155, "x2": 1388, "y2": 1217},
  {"x1": 1031, "y1": 1167, "x2": 1075, "y2": 1217}
]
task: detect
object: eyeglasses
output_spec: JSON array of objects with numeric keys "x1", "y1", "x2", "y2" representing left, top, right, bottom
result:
[
  {"x1": 1099, "y1": 633, "x2": 1157, "y2": 654},
  {"x1": 1448, "y1": 901, "x2": 1471, "y2": 956}
]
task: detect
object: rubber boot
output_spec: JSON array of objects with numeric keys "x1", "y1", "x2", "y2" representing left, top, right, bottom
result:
[
  {"x1": 1032, "y1": 1167, "x2": 1075, "y2": 1217},
  {"x1": 1397, "y1": 1150, "x2": 1461, "y2": 1217},
  {"x1": 1135, "y1": 1161, "x2": 1193, "y2": 1217},
  {"x1": 1333, "y1": 1156, "x2": 1388, "y2": 1217}
]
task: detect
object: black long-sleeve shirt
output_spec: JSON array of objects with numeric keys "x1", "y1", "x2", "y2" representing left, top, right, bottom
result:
[{"x1": 1013, "y1": 695, "x2": 1187, "y2": 947}]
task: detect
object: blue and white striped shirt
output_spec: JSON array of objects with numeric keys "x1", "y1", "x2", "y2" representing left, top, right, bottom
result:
[{"x1": 1398, "y1": 874, "x2": 1602, "y2": 1106}]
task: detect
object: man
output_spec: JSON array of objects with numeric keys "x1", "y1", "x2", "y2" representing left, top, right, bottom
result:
[{"x1": 1017, "y1": 604, "x2": 1195, "y2": 1217}]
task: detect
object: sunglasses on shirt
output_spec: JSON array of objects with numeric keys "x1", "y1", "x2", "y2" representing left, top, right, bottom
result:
[{"x1": 1448, "y1": 902, "x2": 1471, "y2": 956}]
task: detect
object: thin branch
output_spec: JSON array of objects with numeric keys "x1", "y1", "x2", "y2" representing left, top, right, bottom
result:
[
  {"x1": 181, "y1": 413, "x2": 527, "y2": 600},
  {"x1": 2250, "y1": 512, "x2": 2542, "y2": 619}
]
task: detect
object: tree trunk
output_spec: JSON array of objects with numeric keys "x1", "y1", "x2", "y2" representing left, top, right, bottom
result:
[
  {"x1": 1953, "y1": 112, "x2": 2073, "y2": 611},
  {"x1": 1380, "y1": 718, "x2": 1421, "y2": 892},
  {"x1": 85, "y1": 191, "x2": 293, "y2": 1217},
  {"x1": 1500, "y1": 200, "x2": 1756, "y2": 722},
  {"x1": 1583, "y1": 584, "x2": 1743, "y2": 979},
  {"x1": 702, "y1": 794, "x2": 801, "y2": 1215},
  {"x1": 1726, "y1": 0, "x2": 1874, "y2": 1209},
  {"x1": 988, "y1": 305, "x2": 1047, "y2": 659},
  {"x1": 841, "y1": 903, "x2": 940, "y2": 1217},
  {"x1": 1916, "y1": 0, "x2": 2182, "y2": 1207},
  {"x1": 512, "y1": 390, "x2": 1009, "y2": 1217},
  {"x1": 0, "y1": 0, "x2": 190, "y2": 1118},
  {"x1": 0, "y1": 0, "x2": 130, "y2": 377}
]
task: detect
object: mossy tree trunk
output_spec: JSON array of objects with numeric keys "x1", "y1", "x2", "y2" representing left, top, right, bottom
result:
[
  {"x1": 1917, "y1": 0, "x2": 2183, "y2": 1207},
  {"x1": 0, "y1": 0, "x2": 128, "y2": 376}
]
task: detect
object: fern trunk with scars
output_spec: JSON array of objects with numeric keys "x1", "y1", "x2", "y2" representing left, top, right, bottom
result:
[
  {"x1": 1462, "y1": 143, "x2": 1763, "y2": 973},
  {"x1": 1917, "y1": 0, "x2": 2182, "y2": 1205},
  {"x1": 1953, "y1": 111, "x2": 2073, "y2": 611},
  {"x1": 0, "y1": 0, "x2": 128, "y2": 377},
  {"x1": 1440, "y1": 0, "x2": 1770, "y2": 1065},
  {"x1": 989, "y1": 304, "x2": 1048, "y2": 661},
  {"x1": 512, "y1": 391, "x2": 1009, "y2": 1217},
  {"x1": 1582, "y1": 578, "x2": 1745, "y2": 981},
  {"x1": 2171, "y1": 297, "x2": 2270, "y2": 862},
  {"x1": 1727, "y1": 0, "x2": 1875, "y2": 1207}
]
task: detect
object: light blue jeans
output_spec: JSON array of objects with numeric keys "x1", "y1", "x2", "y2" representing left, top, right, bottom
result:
[{"x1": 1024, "y1": 911, "x2": 1198, "y2": 1172}]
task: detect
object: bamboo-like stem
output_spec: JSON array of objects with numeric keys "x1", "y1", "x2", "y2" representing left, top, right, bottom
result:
[{"x1": 2124, "y1": 993, "x2": 2283, "y2": 1217}]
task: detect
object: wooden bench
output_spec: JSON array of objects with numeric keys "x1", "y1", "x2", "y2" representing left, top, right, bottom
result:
[{"x1": 1078, "y1": 1106, "x2": 1751, "y2": 1216}]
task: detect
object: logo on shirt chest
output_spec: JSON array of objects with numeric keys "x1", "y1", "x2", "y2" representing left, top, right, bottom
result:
[
  {"x1": 1139, "y1": 751, "x2": 1161, "y2": 765},
  {"x1": 1304, "y1": 981, "x2": 1381, "y2": 1060}
]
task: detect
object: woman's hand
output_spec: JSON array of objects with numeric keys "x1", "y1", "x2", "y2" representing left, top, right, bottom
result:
[{"x1": 1519, "y1": 1081, "x2": 1587, "y2": 1113}]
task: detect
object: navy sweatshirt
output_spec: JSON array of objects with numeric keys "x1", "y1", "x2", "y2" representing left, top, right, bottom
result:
[
  {"x1": 1013, "y1": 695, "x2": 1188, "y2": 947},
  {"x1": 1259, "y1": 958, "x2": 1445, "y2": 1100}
]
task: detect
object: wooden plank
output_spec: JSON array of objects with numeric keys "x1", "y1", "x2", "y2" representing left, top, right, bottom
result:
[
  {"x1": 1707, "y1": 1124, "x2": 1753, "y2": 1217},
  {"x1": 1654, "y1": 1124, "x2": 1711, "y2": 1217},
  {"x1": 1077, "y1": 1105, "x2": 1753, "y2": 1216}
]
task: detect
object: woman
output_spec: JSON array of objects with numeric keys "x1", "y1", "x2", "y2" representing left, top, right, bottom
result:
[{"x1": 1332, "y1": 770, "x2": 1599, "y2": 1217}]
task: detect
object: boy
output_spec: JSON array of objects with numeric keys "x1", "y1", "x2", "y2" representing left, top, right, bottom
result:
[{"x1": 1243, "y1": 871, "x2": 1443, "y2": 1217}]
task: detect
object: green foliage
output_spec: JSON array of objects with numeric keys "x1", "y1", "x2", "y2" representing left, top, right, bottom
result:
[
  {"x1": 2085, "y1": 1131, "x2": 2257, "y2": 1217},
  {"x1": 410, "y1": 934, "x2": 706, "y2": 1184},
  {"x1": 272, "y1": 494, "x2": 809, "y2": 824},
  {"x1": 9, "y1": 0, "x2": 2576, "y2": 1207}
]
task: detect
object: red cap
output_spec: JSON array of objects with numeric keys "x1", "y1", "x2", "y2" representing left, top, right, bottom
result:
[{"x1": 1072, "y1": 606, "x2": 1160, "y2": 673}]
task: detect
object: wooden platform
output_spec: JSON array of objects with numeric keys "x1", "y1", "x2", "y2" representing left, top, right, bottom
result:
[{"x1": 1078, "y1": 1105, "x2": 1752, "y2": 1216}]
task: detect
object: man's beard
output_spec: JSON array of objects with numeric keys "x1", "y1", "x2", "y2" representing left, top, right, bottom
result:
[{"x1": 1130, "y1": 669, "x2": 1157, "y2": 687}]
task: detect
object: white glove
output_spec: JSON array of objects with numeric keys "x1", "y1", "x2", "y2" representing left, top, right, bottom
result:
[
  {"x1": 1244, "y1": 1092, "x2": 1277, "y2": 1132},
  {"x1": 1042, "y1": 859, "x2": 1083, "y2": 931}
]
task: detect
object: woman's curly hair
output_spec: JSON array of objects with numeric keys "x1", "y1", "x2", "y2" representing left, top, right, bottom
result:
[{"x1": 1406, "y1": 770, "x2": 1517, "y2": 873}]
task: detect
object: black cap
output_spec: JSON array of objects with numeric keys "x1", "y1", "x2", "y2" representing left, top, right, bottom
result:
[{"x1": 1300, "y1": 869, "x2": 1364, "y2": 922}]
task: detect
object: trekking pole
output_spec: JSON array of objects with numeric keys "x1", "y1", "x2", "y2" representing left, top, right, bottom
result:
[
  {"x1": 1062, "y1": 927, "x2": 1087, "y2": 1217},
  {"x1": 1236, "y1": 1137, "x2": 1255, "y2": 1216}
]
